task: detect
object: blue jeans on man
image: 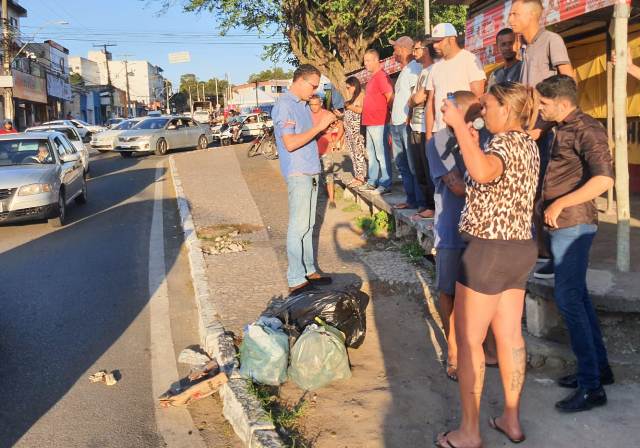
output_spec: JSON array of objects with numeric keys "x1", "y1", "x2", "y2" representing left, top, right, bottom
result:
[
  {"x1": 550, "y1": 223, "x2": 610, "y2": 390},
  {"x1": 365, "y1": 125, "x2": 391, "y2": 188},
  {"x1": 286, "y1": 175, "x2": 319, "y2": 287},
  {"x1": 390, "y1": 124, "x2": 424, "y2": 208}
]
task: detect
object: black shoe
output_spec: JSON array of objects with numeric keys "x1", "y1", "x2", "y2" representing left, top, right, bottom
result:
[
  {"x1": 306, "y1": 273, "x2": 332, "y2": 285},
  {"x1": 557, "y1": 368, "x2": 615, "y2": 389},
  {"x1": 555, "y1": 386, "x2": 607, "y2": 413},
  {"x1": 533, "y1": 261, "x2": 555, "y2": 279}
]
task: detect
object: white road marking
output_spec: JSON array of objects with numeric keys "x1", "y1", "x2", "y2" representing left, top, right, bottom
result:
[{"x1": 149, "y1": 161, "x2": 206, "y2": 447}]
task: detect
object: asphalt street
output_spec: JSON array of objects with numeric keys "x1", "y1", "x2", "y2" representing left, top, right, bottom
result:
[{"x1": 0, "y1": 150, "x2": 217, "y2": 447}]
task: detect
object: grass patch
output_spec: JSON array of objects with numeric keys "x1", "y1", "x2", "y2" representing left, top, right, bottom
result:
[
  {"x1": 401, "y1": 241, "x2": 426, "y2": 264},
  {"x1": 247, "y1": 382, "x2": 310, "y2": 447},
  {"x1": 342, "y1": 203, "x2": 361, "y2": 213},
  {"x1": 354, "y1": 211, "x2": 395, "y2": 237}
]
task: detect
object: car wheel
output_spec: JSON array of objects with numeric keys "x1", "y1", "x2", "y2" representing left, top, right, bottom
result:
[
  {"x1": 155, "y1": 138, "x2": 168, "y2": 156},
  {"x1": 48, "y1": 190, "x2": 66, "y2": 228},
  {"x1": 75, "y1": 178, "x2": 88, "y2": 205},
  {"x1": 198, "y1": 135, "x2": 208, "y2": 150},
  {"x1": 121, "y1": 151, "x2": 133, "y2": 158}
]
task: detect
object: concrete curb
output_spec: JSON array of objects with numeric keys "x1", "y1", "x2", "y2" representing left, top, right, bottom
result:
[{"x1": 168, "y1": 156, "x2": 284, "y2": 448}]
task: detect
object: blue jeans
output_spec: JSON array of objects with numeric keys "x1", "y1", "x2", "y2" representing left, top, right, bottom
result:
[
  {"x1": 390, "y1": 124, "x2": 425, "y2": 208},
  {"x1": 365, "y1": 125, "x2": 391, "y2": 188},
  {"x1": 286, "y1": 175, "x2": 319, "y2": 287},
  {"x1": 550, "y1": 223, "x2": 609, "y2": 389}
]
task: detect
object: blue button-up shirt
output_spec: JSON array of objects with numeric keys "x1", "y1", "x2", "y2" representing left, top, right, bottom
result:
[{"x1": 272, "y1": 91, "x2": 320, "y2": 178}]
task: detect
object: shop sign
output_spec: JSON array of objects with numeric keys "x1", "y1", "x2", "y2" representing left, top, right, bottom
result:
[
  {"x1": 12, "y1": 69, "x2": 47, "y2": 103},
  {"x1": 466, "y1": 0, "x2": 619, "y2": 66},
  {"x1": 46, "y1": 73, "x2": 72, "y2": 101}
]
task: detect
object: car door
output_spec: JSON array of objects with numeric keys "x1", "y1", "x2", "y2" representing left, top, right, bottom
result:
[
  {"x1": 164, "y1": 118, "x2": 183, "y2": 149},
  {"x1": 183, "y1": 118, "x2": 200, "y2": 148},
  {"x1": 54, "y1": 135, "x2": 82, "y2": 199},
  {"x1": 51, "y1": 136, "x2": 78, "y2": 201}
]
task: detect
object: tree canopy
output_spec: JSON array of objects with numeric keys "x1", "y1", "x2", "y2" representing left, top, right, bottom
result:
[
  {"x1": 247, "y1": 67, "x2": 294, "y2": 83},
  {"x1": 159, "y1": 1, "x2": 468, "y2": 92}
]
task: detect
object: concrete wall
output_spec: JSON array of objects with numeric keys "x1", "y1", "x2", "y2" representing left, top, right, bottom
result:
[{"x1": 69, "y1": 56, "x2": 101, "y2": 85}]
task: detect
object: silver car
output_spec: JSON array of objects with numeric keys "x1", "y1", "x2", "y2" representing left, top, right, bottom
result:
[
  {"x1": 26, "y1": 125, "x2": 90, "y2": 177},
  {"x1": 90, "y1": 117, "x2": 146, "y2": 152},
  {"x1": 115, "y1": 116, "x2": 212, "y2": 158},
  {"x1": 0, "y1": 133, "x2": 87, "y2": 227}
]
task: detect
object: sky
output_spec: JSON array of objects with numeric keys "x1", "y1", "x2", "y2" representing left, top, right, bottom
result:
[{"x1": 19, "y1": 0, "x2": 293, "y2": 86}]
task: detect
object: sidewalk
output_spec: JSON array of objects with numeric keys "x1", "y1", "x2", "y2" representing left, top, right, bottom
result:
[{"x1": 173, "y1": 145, "x2": 639, "y2": 447}]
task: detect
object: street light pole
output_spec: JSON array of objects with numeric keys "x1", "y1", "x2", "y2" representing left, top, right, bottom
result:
[
  {"x1": 2, "y1": 0, "x2": 13, "y2": 124},
  {"x1": 424, "y1": 0, "x2": 430, "y2": 35}
]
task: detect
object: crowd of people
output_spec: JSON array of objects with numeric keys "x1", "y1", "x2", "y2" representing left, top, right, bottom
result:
[{"x1": 271, "y1": 0, "x2": 635, "y2": 446}]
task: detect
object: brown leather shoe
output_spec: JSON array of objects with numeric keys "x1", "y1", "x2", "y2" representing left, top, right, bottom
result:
[
  {"x1": 305, "y1": 273, "x2": 332, "y2": 285},
  {"x1": 288, "y1": 281, "x2": 311, "y2": 294}
]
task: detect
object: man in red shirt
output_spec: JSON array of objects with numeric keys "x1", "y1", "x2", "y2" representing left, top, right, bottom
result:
[
  {"x1": 361, "y1": 49, "x2": 394, "y2": 194},
  {"x1": 309, "y1": 95, "x2": 339, "y2": 208},
  {"x1": 0, "y1": 120, "x2": 17, "y2": 134}
]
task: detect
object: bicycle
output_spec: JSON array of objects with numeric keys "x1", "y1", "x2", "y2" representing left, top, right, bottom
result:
[{"x1": 247, "y1": 126, "x2": 278, "y2": 160}]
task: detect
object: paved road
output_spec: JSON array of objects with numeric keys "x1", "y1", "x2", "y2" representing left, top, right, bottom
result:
[{"x1": 0, "y1": 151, "x2": 227, "y2": 447}]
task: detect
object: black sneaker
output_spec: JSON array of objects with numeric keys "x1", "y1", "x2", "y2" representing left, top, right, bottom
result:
[
  {"x1": 557, "y1": 368, "x2": 615, "y2": 389},
  {"x1": 533, "y1": 261, "x2": 555, "y2": 279},
  {"x1": 555, "y1": 386, "x2": 607, "y2": 413}
]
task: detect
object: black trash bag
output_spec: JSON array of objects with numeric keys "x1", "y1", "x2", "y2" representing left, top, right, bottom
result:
[{"x1": 267, "y1": 288, "x2": 369, "y2": 348}]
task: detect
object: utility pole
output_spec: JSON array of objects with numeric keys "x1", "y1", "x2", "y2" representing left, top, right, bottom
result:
[
  {"x1": 255, "y1": 81, "x2": 259, "y2": 111},
  {"x1": 188, "y1": 85, "x2": 193, "y2": 115},
  {"x1": 165, "y1": 79, "x2": 171, "y2": 114},
  {"x1": 2, "y1": 0, "x2": 14, "y2": 124},
  {"x1": 424, "y1": 0, "x2": 430, "y2": 35},
  {"x1": 613, "y1": 0, "x2": 631, "y2": 272},
  {"x1": 215, "y1": 78, "x2": 219, "y2": 108},
  {"x1": 122, "y1": 55, "x2": 133, "y2": 118},
  {"x1": 93, "y1": 43, "x2": 117, "y2": 118}
]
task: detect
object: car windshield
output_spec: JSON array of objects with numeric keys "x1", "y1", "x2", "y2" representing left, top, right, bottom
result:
[
  {"x1": 0, "y1": 139, "x2": 54, "y2": 166},
  {"x1": 133, "y1": 118, "x2": 169, "y2": 130},
  {"x1": 115, "y1": 120, "x2": 140, "y2": 130},
  {"x1": 74, "y1": 119, "x2": 90, "y2": 126},
  {"x1": 32, "y1": 128, "x2": 79, "y2": 141}
]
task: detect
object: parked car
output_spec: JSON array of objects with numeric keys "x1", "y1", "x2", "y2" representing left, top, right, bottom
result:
[
  {"x1": 115, "y1": 116, "x2": 212, "y2": 158},
  {"x1": 0, "y1": 133, "x2": 87, "y2": 227},
  {"x1": 26, "y1": 125, "x2": 90, "y2": 177},
  {"x1": 240, "y1": 113, "x2": 273, "y2": 140},
  {"x1": 43, "y1": 119, "x2": 105, "y2": 142},
  {"x1": 106, "y1": 118, "x2": 125, "y2": 129},
  {"x1": 90, "y1": 117, "x2": 146, "y2": 152},
  {"x1": 192, "y1": 109, "x2": 211, "y2": 124}
]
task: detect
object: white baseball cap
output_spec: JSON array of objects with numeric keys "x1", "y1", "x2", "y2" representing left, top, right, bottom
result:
[{"x1": 426, "y1": 23, "x2": 458, "y2": 42}]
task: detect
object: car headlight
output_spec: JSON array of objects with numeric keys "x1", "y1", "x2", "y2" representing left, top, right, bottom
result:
[{"x1": 18, "y1": 183, "x2": 52, "y2": 196}]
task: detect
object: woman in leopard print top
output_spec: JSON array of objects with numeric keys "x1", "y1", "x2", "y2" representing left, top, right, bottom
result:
[{"x1": 436, "y1": 82, "x2": 539, "y2": 448}]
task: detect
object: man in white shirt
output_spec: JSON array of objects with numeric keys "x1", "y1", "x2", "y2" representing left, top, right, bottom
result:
[
  {"x1": 425, "y1": 23, "x2": 486, "y2": 140},
  {"x1": 389, "y1": 36, "x2": 423, "y2": 209}
]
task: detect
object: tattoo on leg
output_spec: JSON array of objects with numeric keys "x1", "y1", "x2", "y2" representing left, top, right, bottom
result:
[{"x1": 510, "y1": 347, "x2": 526, "y2": 393}]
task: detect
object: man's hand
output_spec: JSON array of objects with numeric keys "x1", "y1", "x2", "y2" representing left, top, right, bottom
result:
[
  {"x1": 527, "y1": 128, "x2": 542, "y2": 141},
  {"x1": 441, "y1": 99, "x2": 466, "y2": 130},
  {"x1": 412, "y1": 88, "x2": 427, "y2": 106},
  {"x1": 318, "y1": 112, "x2": 337, "y2": 131},
  {"x1": 544, "y1": 199, "x2": 565, "y2": 229}
]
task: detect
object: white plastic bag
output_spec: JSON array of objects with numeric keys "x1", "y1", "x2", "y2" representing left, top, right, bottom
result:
[
  {"x1": 288, "y1": 323, "x2": 351, "y2": 391},
  {"x1": 239, "y1": 317, "x2": 289, "y2": 385}
]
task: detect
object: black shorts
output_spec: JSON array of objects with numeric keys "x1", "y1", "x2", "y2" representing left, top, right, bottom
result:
[{"x1": 458, "y1": 233, "x2": 537, "y2": 295}]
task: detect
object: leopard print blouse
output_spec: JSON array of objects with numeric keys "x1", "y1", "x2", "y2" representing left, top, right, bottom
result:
[{"x1": 459, "y1": 131, "x2": 540, "y2": 240}]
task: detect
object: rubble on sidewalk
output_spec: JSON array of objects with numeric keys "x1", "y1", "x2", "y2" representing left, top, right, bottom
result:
[
  {"x1": 89, "y1": 370, "x2": 118, "y2": 386},
  {"x1": 200, "y1": 230, "x2": 249, "y2": 255},
  {"x1": 159, "y1": 358, "x2": 228, "y2": 408}
]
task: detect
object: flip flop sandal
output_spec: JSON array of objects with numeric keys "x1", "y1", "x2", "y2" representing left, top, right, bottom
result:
[
  {"x1": 446, "y1": 363, "x2": 458, "y2": 382},
  {"x1": 488, "y1": 417, "x2": 526, "y2": 444},
  {"x1": 435, "y1": 432, "x2": 458, "y2": 448},
  {"x1": 393, "y1": 203, "x2": 412, "y2": 210}
]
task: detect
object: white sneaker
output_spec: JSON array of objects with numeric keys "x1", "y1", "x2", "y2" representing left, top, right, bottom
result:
[{"x1": 373, "y1": 186, "x2": 391, "y2": 195}]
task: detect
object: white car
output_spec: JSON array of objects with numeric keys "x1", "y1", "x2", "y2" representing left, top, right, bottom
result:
[
  {"x1": 192, "y1": 109, "x2": 211, "y2": 124},
  {"x1": 90, "y1": 118, "x2": 146, "y2": 152},
  {"x1": 25, "y1": 125, "x2": 90, "y2": 177},
  {"x1": 43, "y1": 119, "x2": 106, "y2": 142},
  {"x1": 240, "y1": 113, "x2": 273, "y2": 140}
]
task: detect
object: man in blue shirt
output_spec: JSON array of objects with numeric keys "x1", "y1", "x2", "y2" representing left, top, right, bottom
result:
[
  {"x1": 272, "y1": 64, "x2": 337, "y2": 293},
  {"x1": 426, "y1": 91, "x2": 489, "y2": 381}
]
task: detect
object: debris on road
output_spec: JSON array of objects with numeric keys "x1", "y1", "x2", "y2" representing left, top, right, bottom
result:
[
  {"x1": 200, "y1": 230, "x2": 249, "y2": 255},
  {"x1": 89, "y1": 370, "x2": 118, "y2": 386},
  {"x1": 159, "y1": 360, "x2": 227, "y2": 408},
  {"x1": 178, "y1": 346, "x2": 212, "y2": 366}
]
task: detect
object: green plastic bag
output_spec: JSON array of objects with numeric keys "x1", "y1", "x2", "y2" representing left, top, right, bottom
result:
[
  {"x1": 240, "y1": 317, "x2": 289, "y2": 385},
  {"x1": 288, "y1": 322, "x2": 352, "y2": 391}
]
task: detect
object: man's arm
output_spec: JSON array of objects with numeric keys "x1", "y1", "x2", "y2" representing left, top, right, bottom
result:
[
  {"x1": 470, "y1": 80, "x2": 486, "y2": 97},
  {"x1": 557, "y1": 63, "x2": 575, "y2": 80},
  {"x1": 544, "y1": 176, "x2": 613, "y2": 228},
  {"x1": 425, "y1": 90, "x2": 435, "y2": 140},
  {"x1": 441, "y1": 169, "x2": 465, "y2": 197},
  {"x1": 282, "y1": 113, "x2": 336, "y2": 152},
  {"x1": 384, "y1": 91, "x2": 393, "y2": 108}
]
